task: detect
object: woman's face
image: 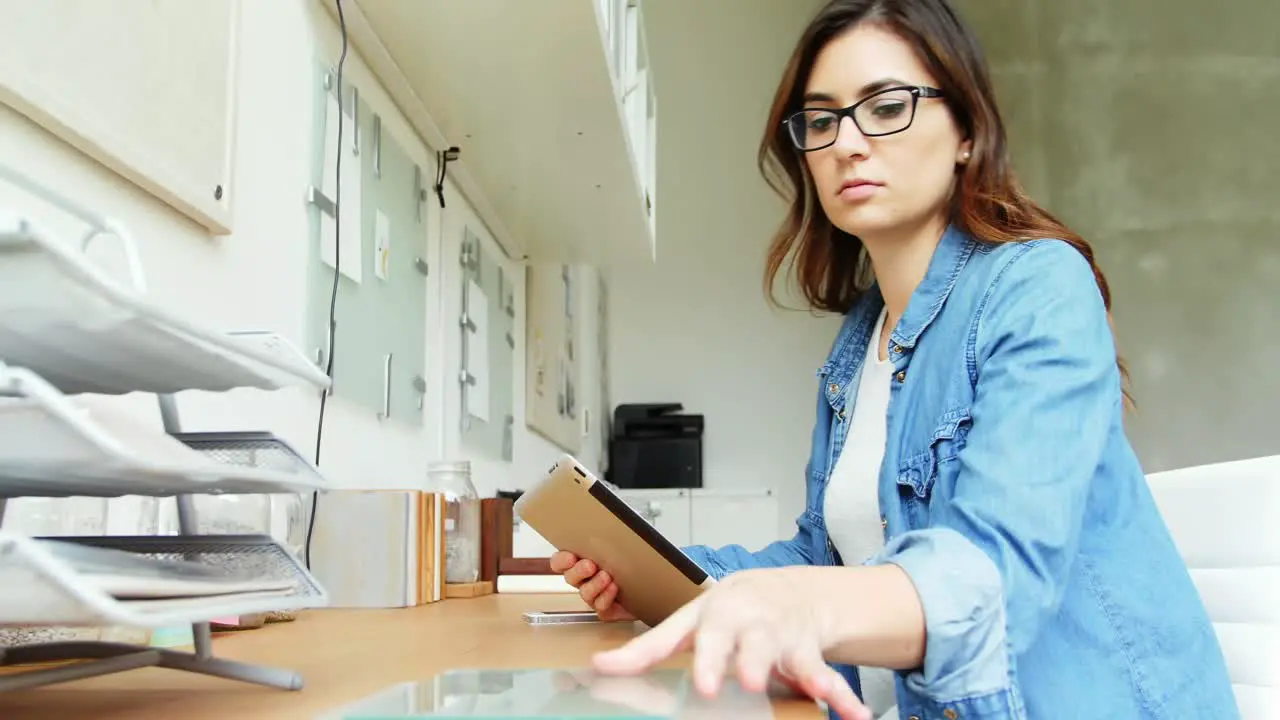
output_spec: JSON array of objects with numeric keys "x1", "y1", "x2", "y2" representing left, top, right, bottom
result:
[{"x1": 801, "y1": 23, "x2": 970, "y2": 240}]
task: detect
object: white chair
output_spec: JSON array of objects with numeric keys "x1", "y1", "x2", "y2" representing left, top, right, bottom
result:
[{"x1": 1146, "y1": 455, "x2": 1280, "y2": 719}]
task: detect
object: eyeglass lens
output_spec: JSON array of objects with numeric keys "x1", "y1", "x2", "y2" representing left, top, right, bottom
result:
[{"x1": 788, "y1": 88, "x2": 918, "y2": 150}]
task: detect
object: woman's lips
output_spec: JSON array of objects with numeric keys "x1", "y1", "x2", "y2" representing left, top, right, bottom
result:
[{"x1": 839, "y1": 180, "x2": 882, "y2": 202}]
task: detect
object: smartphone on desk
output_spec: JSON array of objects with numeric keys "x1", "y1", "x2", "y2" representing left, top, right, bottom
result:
[{"x1": 522, "y1": 610, "x2": 602, "y2": 625}]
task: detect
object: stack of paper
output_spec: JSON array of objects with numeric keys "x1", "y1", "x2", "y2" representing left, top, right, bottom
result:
[{"x1": 309, "y1": 490, "x2": 445, "y2": 608}]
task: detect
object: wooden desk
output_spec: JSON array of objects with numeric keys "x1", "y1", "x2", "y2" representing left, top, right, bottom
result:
[{"x1": 0, "y1": 594, "x2": 823, "y2": 719}]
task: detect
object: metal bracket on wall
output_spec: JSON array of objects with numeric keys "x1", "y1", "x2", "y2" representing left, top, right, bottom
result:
[
  {"x1": 306, "y1": 185, "x2": 336, "y2": 219},
  {"x1": 413, "y1": 165, "x2": 424, "y2": 222},
  {"x1": 377, "y1": 353, "x2": 392, "y2": 420},
  {"x1": 412, "y1": 374, "x2": 427, "y2": 411},
  {"x1": 372, "y1": 114, "x2": 382, "y2": 179},
  {"x1": 497, "y1": 267, "x2": 505, "y2": 312},
  {"x1": 310, "y1": 297, "x2": 335, "y2": 397},
  {"x1": 413, "y1": 257, "x2": 429, "y2": 276},
  {"x1": 459, "y1": 369, "x2": 477, "y2": 432},
  {"x1": 350, "y1": 87, "x2": 360, "y2": 155}
]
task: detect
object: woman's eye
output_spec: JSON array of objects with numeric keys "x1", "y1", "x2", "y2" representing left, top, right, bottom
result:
[
  {"x1": 871, "y1": 101, "x2": 906, "y2": 118},
  {"x1": 808, "y1": 115, "x2": 835, "y2": 131}
]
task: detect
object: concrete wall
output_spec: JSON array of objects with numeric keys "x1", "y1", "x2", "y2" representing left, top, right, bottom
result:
[{"x1": 955, "y1": 0, "x2": 1280, "y2": 471}]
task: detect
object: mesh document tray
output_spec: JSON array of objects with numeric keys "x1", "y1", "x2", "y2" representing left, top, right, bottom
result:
[
  {"x1": 0, "y1": 366, "x2": 330, "y2": 497},
  {"x1": 0, "y1": 214, "x2": 330, "y2": 395},
  {"x1": 0, "y1": 533, "x2": 328, "y2": 628},
  {"x1": 171, "y1": 431, "x2": 327, "y2": 486}
]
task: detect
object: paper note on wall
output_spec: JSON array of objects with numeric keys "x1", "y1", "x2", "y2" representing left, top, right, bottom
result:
[
  {"x1": 320, "y1": 88, "x2": 363, "y2": 283},
  {"x1": 374, "y1": 209, "x2": 391, "y2": 281},
  {"x1": 466, "y1": 279, "x2": 490, "y2": 422}
]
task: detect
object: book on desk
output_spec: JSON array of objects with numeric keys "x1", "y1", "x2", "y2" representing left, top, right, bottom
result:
[
  {"x1": 309, "y1": 490, "x2": 445, "y2": 608},
  {"x1": 310, "y1": 491, "x2": 578, "y2": 607}
]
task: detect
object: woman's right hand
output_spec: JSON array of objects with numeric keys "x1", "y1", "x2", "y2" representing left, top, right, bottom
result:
[{"x1": 549, "y1": 551, "x2": 636, "y2": 622}]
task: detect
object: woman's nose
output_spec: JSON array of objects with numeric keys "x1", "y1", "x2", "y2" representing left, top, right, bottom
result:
[{"x1": 832, "y1": 115, "x2": 870, "y2": 157}]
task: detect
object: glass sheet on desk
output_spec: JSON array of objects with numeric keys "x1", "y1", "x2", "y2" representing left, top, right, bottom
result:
[
  {"x1": 329, "y1": 668, "x2": 778, "y2": 720},
  {"x1": 330, "y1": 667, "x2": 768, "y2": 720}
]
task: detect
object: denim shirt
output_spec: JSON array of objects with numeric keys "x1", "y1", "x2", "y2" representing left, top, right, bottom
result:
[{"x1": 681, "y1": 226, "x2": 1238, "y2": 719}]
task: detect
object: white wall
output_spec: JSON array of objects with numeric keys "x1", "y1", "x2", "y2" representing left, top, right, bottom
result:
[
  {"x1": 609, "y1": 0, "x2": 838, "y2": 540},
  {"x1": 0, "y1": 0, "x2": 604, "y2": 517}
]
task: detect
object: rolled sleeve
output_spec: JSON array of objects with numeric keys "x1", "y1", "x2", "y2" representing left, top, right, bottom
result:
[
  {"x1": 868, "y1": 240, "x2": 1119, "y2": 715},
  {"x1": 680, "y1": 544, "x2": 732, "y2": 579},
  {"x1": 869, "y1": 529, "x2": 1011, "y2": 700}
]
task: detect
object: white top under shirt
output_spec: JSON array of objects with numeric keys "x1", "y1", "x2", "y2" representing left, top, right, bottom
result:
[
  {"x1": 822, "y1": 307, "x2": 898, "y2": 718},
  {"x1": 824, "y1": 307, "x2": 891, "y2": 563}
]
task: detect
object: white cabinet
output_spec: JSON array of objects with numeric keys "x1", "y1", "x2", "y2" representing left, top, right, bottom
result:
[
  {"x1": 689, "y1": 489, "x2": 779, "y2": 550},
  {"x1": 617, "y1": 488, "x2": 779, "y2": 552},
  {"x1": 512, "y1": 486, "x2": 778, "y2": 558},
  {"x1": 617, "y1": 488, "x2": 693, "y2": 547}
]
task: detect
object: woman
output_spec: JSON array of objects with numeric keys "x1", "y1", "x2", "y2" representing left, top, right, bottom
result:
[{"x1": 552, "y1": 1, "x2": 1238, "y2": 718}]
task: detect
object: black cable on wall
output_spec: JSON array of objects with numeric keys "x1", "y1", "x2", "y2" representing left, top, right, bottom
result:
[{"x1": 304, "y1": 0, "x2": 349, "y2": 571}]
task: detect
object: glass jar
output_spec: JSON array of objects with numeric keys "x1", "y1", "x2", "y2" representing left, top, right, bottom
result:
[
  {"x1": 427, "y1": 460, "x2": 481, "y2": 584},
  {"x1": 2, "y1": 497, "x2": 108, "y2": 536},
  {"x1": 270, "y1": 493, "x2": 307, "y2": 558}
]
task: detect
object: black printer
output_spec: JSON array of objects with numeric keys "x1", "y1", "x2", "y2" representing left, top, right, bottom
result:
[{"x1": 606, "y1": 403, "x2": 704, "y2": 490}]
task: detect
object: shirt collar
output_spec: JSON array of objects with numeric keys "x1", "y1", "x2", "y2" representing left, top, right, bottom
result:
[
  {"x1": 890, "y1": 223, "x2": 976, "y2": 350},
  {"x1": 819, "y1": 224, "x2": 976, "y2": 382}
]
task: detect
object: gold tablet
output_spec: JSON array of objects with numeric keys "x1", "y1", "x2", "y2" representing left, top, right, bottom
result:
[{"x1": 514, "y1": 454, "x2": 715, "y2": 627}]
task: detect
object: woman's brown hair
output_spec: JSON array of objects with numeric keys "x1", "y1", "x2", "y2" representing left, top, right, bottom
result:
[{"x1": 760, "y1": 0, "x2": 1131, "y2": 402}]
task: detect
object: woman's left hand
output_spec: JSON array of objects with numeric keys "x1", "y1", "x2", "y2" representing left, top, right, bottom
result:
[{"x1": 590, "y1": 567, "x2": 871, "y2": 720}]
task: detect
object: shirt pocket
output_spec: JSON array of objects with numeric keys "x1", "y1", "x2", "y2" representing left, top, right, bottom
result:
[{"x1": 894, "y1": 408, "x2": 973, "y2": 529}]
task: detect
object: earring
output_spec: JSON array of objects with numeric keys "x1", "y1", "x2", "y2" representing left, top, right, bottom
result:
[{"x1": 960, "y1": 150, "x2": 972, "y2": 162}]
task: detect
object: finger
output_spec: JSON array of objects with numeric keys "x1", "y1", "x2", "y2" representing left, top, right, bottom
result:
[
  {"x1": 599, "y1": 589, "x2": 636, "y2": 622},
  {"x1": 733, "y1": 627, "x2": 776, "y2": 694},
  {"x1": 549, "y1": 551, "x2": 579, "y2": 573},
  {"x1": 564, "y1": 558, "x2": 598, "y2": 588},
  {"x1": 782, "y1": 647, "x2": 870, "y2": 720},
  {"x1": 579, "y1": 570, "x2": 612, "y2": 604},
  {"x1": 592, "y1": 598, "x2": 701, "y2": 675},
  {"x1": 593, "y1": 580, "x2": 619, "y2": 613},
  {"x1": 692, "y1": 621, "x2": 736, "y2": 698},
  {"x1": 600, "y1": 603, "x2": 633, "y2": 622}
]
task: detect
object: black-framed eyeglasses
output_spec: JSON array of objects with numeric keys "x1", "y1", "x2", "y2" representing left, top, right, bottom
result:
[{"x1": 783, "y1": 85, "x2": 943, "y2": 152}]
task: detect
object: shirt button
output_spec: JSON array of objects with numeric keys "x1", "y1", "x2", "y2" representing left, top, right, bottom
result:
[
  {"x1": 895, "y1": 370, "x2": 906, "y2": 383},
  {"x1": 908, "y1": 716, "x2": 921, "y2": 720},
  {"x1": 944, "y1": 709, "x2": 959, "y2": 720},
  {"x1": 880, "y1": 516, "x2": 887, "y2": 529},
  {"x1": 838, "y1": 409, "x2": 846, "y2": 420},
  {"x1": 828, "y1": 382, "x2": 839, "y2": 394},
  {"x1": 893, "y1": 344, "x2": 904, "y2": 354}
]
